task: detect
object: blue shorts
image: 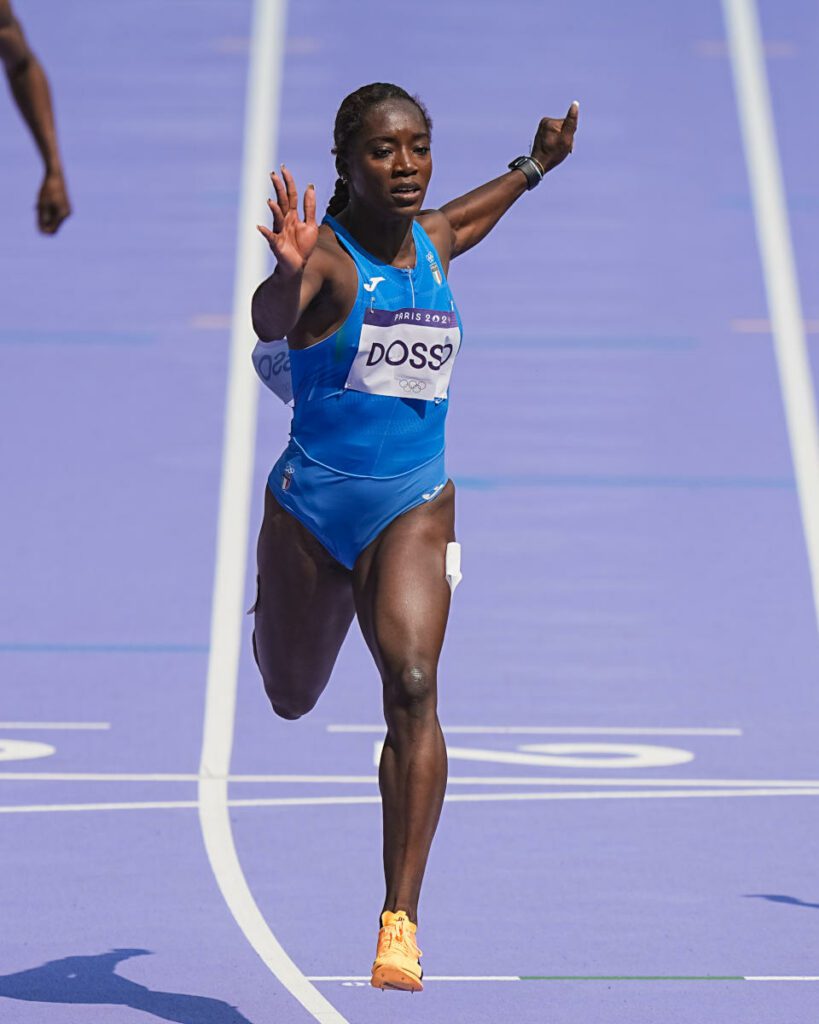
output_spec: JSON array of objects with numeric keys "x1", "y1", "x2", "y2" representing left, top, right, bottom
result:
[{"x1": 268, "y1": 440, "x2": 448, "y2": 569}]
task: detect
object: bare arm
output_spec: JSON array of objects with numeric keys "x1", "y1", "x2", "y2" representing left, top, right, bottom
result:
[
  {"x1": 252, "y1": 166, "x2": 323, "y2": 341},
  {"x1": 253, "y1": 257, "x2": 332, "y2": 342},
  {"x1": 438, "y1": 101, "x2": 579, "y2": 260},
  {"x1": 0, "y1": 0, "x2": 71, "y2": 234}
]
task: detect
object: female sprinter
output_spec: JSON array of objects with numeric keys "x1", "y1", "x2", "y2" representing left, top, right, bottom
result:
[{"x1": 251, "y1": 83, "x2": 578, "y2": 992}]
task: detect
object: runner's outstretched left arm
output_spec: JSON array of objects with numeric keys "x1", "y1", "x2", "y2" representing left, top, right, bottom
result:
[{"x1": 429, "y1": 101, "x2": 579, "y2": 262}]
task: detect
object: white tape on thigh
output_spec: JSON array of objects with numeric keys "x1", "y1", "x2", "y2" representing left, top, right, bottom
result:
[{"x1": 445, "y1": 542, "x2": 462, "y2": 595}]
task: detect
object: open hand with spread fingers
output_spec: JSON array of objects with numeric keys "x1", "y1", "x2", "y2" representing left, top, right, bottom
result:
[
  {"x1": 256, "y1": 164, "x2": 318, "y2": 278},
  {"x1": 531, "y1": 100, "x2": 580, "y2": 173}
]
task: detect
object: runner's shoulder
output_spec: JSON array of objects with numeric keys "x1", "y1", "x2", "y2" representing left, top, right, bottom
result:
[{"x1": 417, "y1": 209, "x2": 455, "y2": 268}]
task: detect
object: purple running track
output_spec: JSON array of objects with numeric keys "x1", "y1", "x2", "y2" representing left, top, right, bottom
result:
[{"x1": 2, "y1": 2, "x2": 818, "y2": 1023}]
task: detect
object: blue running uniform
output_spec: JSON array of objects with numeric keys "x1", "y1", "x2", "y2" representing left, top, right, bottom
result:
[{"x1": 265, "y1": 214, "x2": 463, "y2": 568}]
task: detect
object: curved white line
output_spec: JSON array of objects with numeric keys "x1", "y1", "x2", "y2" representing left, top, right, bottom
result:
[{"x1": 196, "y1": 2, "x2": 348, "y2": 1022}]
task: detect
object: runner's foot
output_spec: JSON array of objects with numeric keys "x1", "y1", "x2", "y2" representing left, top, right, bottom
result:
[{"x1": 370, "y1": 910, "x2": 423, "y2": 992}]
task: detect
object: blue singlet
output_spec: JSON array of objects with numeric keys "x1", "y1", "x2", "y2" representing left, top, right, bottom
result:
[{"x1": 267, "y1": 214, "x2": 463, "y2": 568}]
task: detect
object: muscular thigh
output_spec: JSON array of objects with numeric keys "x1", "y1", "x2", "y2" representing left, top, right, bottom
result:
[
  {"x1": 254, "y1": 485, "x2": 355, "y2": 693},
  {"x1": 353, "y1": 481, "x2": 456, "y2": 678}
]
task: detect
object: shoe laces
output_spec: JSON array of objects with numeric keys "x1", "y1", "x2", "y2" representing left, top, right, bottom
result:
[{"x1": 380, "y1": 915, "x2": 420, "y2": 959}]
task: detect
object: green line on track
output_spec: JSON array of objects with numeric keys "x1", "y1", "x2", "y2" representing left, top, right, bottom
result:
[{"x1": 518, "y1": 975, "x2": 744, "y2": 981}]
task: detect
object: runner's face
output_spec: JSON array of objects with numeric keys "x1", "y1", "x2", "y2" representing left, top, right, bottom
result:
[{"x1": 346, "y1": 100, "x2": 432, "y2": 217}]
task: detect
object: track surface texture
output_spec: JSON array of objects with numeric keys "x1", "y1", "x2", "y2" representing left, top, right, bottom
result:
[{"x1": 2, "y1": 2, "x2": 818, "y2": 1022}]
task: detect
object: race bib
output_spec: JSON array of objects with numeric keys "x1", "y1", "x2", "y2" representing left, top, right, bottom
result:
[
  {"x1": 344, "y1": 307, "x2": 461, "y2": 402},
  {"x1": 252, "y1": 338, "x2": 293, "y2": 405}
]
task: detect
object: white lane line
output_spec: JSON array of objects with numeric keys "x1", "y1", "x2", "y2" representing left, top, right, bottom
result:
[
  {"x1": 438, "y1": 788, "x2": 819, "y2": 803},
  {"x1": 0, "y1": 722, "x2": 110, "y2": 730},
  {"x1": 0, "y1": 800, "x2": 201, "y2": 813},
  {"x1": 327, "y1": 725, "x2": 744, "y2": 736},
  {"x1": 308, "y1": 975, "x2": 819, "y2": 983},
  {"x1": 723, "y1": 0, "x2": 819, "y2": 634},
  {"x1": 3, "y1": 772, "x2": 819, "y2": 787},
  {"x1": 4, "y1": 787, "x2": 819, "y2": 813},
  {"x1": 747, "y1": 977, "x2": 819, "y2": 982},
  {"x1": 195, "y1": 3, "x2": 347, "y2": 1023},
  {"x1": 309, "y1": 976, "x2": 519, "y2": 982}
]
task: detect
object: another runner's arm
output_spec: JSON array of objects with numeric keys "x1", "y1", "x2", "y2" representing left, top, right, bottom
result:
[
  {"x1": 252, "y1": 167, "x2": 324, "y2": 341},
  {"x1": 0, "y1": 0, "x2": 71, "y2": 233},
  {"x1": 437, "y1": 101, "x2": 579, "y2": 260}
]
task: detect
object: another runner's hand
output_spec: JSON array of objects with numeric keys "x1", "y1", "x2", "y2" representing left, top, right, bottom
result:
[
  {"x1": 37, "y1": 171, "x2": 71, "y2": 235},
  {"x1": 531, "y1": 101, "x2": 579, "y2": 174},
  {"x1": 256, "y1": 165, "x2": 318, "y2": 278}
]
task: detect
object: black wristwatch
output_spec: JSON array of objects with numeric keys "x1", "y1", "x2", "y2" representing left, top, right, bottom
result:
[{"x1": 508, "y1": 155, "x2": 545, "y2": 190}]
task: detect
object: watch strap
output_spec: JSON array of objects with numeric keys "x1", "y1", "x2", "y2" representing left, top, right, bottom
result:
[{"x1": 508, "y1": 155, "x2": 544, "y2": 190}]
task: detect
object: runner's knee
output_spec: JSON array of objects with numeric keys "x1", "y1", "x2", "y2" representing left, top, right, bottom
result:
[
  {"x1": 259, "y1": 665, "x2": 320, "y2": 721},
  {"x1": 384, "y1": 662, "x2": 436, "y2": 720},
  {"x1": 265, "y1": 683, "x2": 319, "y2": 721},
  {"x1": 269, "y1": 697, "x2": 313, "y2": 721}
]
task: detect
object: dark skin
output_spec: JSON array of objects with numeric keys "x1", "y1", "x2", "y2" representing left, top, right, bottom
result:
[
  {"x1": 252, "y1": 97, "x2": 579, "y2": 924},
  {"x1": 0, "y1": 0, "x2": 71, "y2": 234}
]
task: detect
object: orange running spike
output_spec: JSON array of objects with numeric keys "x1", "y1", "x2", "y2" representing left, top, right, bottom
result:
[{"x1": 370, "y1": 910, "x2": 424, "y2": 992}]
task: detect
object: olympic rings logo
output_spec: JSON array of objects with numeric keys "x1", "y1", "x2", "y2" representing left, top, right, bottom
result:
[{"x1": 399, "y1": 377, "x2": 427, "y2": 394}]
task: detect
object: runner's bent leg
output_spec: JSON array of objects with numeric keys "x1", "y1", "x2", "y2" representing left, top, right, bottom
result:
[{"x1": 254, "y1": 485, "x2": 355, "y2": 719}]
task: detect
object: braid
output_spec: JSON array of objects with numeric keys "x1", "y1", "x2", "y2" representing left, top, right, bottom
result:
[
  {"x1": 326, "y1": 177, "x2": 349, "y2": 217},
  {"x1": 326, "y1": 82, "x2": 432, "y2": 215}
]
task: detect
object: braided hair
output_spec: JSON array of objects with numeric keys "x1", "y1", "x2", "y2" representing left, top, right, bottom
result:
[{"x1": 326, "y1": 83, "x2": 432, "y2": 216}]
